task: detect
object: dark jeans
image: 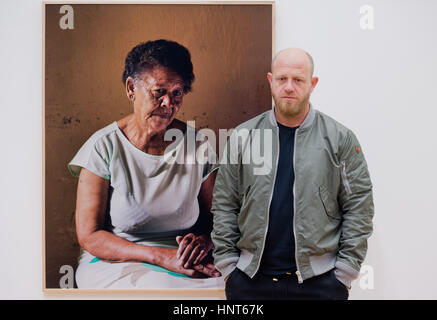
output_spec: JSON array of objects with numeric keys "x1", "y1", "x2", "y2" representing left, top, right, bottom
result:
[{"x1": 225, "y1": 268, "x2": 349, "y2": 300}]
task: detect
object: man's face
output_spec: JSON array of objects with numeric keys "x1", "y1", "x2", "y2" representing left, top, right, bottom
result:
[{"x1": 267, "y1": 54, "x2": 317, "y2": 119}]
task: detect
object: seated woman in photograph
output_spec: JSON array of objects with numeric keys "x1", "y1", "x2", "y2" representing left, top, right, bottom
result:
[{"x1": 68, "y1": 39, "x2": 223, "y2": 289}]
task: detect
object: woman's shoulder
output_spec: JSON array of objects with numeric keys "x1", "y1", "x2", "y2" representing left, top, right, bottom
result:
[
  {"x1": 85, "y1": 121, "x2": 119, "y2": 146},
  {"x1": 69, "y1": 121, "x2": 118, "y2": 179}
]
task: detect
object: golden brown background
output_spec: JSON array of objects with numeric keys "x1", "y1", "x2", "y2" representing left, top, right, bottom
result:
[{"x1": 45, "y1": 3, "x2": 272, "y2": 288}]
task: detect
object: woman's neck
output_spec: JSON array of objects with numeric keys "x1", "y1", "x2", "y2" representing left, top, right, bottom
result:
[{"x1": 118, "y1": 114, "x2": 173, "y2": 155}]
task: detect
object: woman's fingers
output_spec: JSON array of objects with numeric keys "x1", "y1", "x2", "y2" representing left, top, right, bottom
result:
[
  {"x1": 193, "y1": 263, "x2": 221, "y2": 278},
  {"x1": 175, "y1": 236, "x2": 184, "y2": 258},
  {"x1": 176, "y1": 236, "x2": 183, "y2": 244},
  {"x1": 176, "y1": 234, "x2": 214, "y2": 270},
  {"x1": 185, "y1": 246, "x2": 202, "y2": 268},
  {"x1": 176, "y1": 233, "x2": 194, "y2": 259},
  {"x1": 193, "y1": 250, "x2": 207, "y2": 265},
  {"x1": 179, "y1": 237, "x2": 197, "y2": 264},
  {"x1": 203, "y1": 263, "x2": 221, "y2": 277}
]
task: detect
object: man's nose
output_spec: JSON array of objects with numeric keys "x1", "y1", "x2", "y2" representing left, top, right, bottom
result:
[{"x1": 284, "y1": 80, "x2": 294, "y2": 92}]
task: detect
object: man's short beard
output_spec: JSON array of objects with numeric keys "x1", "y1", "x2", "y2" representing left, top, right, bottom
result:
[{"x1": 274, "y1": 96, "x2": 310, "y2": 118}]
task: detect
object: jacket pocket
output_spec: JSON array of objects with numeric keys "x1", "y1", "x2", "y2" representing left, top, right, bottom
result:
[{"x1": 319, "y1": 185, "x2": 341, "y2": 220}]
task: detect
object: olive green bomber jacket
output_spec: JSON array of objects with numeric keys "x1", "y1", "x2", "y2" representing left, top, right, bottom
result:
[{"x1": 211, "y1": 105, "x2": 374, "y2": 288}]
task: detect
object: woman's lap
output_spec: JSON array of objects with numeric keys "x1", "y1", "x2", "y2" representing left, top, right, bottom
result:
[{"x1": 75, "y1": 248, "x2": 225, "y2": 289}]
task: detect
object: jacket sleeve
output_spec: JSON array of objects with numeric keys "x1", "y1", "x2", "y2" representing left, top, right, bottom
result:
[
  {"x1": 335, "y1": 130, "x2": 374, "y2": 288},
  {"x1": 210, "y1": 133, "x2": 242, "y2": 279}
]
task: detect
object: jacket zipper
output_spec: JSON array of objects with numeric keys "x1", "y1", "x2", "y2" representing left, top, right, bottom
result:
[
  {"x1": 252, "y1": 127, "x2": 280, "y2": 277},
  {"x1": 340, "y1": 160, "x2": 352, "y2": 195},
  {"x1": 293, "y1": 128, "x2": 303, "y2": 283}
]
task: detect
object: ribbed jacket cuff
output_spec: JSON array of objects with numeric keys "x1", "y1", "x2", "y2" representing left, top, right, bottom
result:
[
  {"x1": 215, "y1": 257, "x2": 239, "y2": 280},
  {"x1": 334, "y1": 260, "x2": 360, "y2": 288}
]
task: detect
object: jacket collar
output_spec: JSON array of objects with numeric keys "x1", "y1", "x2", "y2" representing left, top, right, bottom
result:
[{"x1": 268, "y1": 103, "x2": 316, "y2": 131}]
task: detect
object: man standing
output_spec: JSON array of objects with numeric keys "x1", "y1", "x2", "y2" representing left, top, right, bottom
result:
[{"x1": 211, "y1": 48, "x2": 374, "y2": 300}]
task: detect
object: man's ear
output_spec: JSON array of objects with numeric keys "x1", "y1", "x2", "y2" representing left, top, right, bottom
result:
[
  {"x1": 310, "y1": 76, "x2": 319, "y2": 92},
  {"x1": 267, "y1": 72, "x2": 273, "y2": 87}
]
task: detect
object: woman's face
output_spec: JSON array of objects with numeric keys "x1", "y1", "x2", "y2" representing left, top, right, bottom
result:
[{"x1": 130, "y1": 66, "x2": 185, "y2": 133}]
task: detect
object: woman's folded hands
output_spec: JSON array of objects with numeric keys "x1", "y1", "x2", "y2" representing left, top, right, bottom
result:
[{"x1": 176, "y1": 233, "x2": 221, "y2": 278}]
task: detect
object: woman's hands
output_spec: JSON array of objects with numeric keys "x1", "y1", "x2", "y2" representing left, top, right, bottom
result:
[
  {"x1": 175, "y1": 233, "x2": 221, "y2": 278},
  {"x1": 155, "y1": 246, "x2": 220, "y2": 278},
  {"x1": 176, "y1": 233, "x2": 213, "y2": 267}
]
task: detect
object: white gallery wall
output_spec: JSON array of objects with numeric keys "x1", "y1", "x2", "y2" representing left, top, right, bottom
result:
[
  {"x1": 278, "y1": 0, "x2": 437, "y2": 300},
  {"x1": 0, "y1": 0, "x2": 436, "y2": 299}
]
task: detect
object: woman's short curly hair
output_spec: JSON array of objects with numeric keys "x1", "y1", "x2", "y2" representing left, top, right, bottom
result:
[{"x1": 122, "y1": 39, "x2": 195, "y2": 93}]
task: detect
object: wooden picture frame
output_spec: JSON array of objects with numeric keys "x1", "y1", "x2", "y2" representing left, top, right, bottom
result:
[{"x1": 42, "y1": 0, "x2": 275, "y2": 294}]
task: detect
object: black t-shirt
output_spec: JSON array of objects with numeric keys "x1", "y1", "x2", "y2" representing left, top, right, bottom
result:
[{"x1": 259, "y1": 121, "x2": 298, "y2": 275}]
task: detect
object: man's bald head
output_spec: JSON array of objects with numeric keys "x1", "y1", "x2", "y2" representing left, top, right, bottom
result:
[{"x1": 271, "y1": 48, "x2": 314, "y2": 77}]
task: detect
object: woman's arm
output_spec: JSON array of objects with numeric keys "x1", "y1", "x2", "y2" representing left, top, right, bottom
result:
[{"x1": 75, "y1": 168, "x2": 207, "y2": 277}]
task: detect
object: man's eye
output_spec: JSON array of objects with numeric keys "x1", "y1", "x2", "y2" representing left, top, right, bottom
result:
[{"x1": 173, "y1": 90, "x2": 182, "y2": 97}]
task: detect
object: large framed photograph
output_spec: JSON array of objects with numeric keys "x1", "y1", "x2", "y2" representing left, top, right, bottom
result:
[{"x1": 43, "y1": 1, "x2": 274, "y2": 292}]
